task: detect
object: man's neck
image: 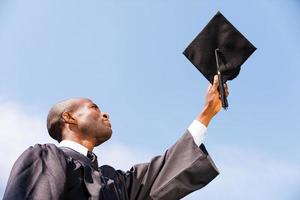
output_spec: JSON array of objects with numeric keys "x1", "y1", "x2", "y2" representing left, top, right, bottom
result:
[
  {"x1": 58, "y1": 140, "x2": 89, "y2": 156},
  {"x1": 61, "y1": 136, "x2": 95, "y2": 151}
]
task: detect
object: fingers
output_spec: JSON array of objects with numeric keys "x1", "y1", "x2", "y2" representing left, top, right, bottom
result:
[
  {"x1": 224, "y1": 83, "x2": 229, "y2": 97},
  {"x1": 212, "y1": 75, "x2": 219, "y2": 90},
  {"x1": 207, "y1": 75, "x2": 229, "y2": 96},
  {"x1": 224, "y1": 83, "x2": 228, "y2": 90},
  {"x1": 207, "y1": 84, "x2": 212, "y2": 92}
]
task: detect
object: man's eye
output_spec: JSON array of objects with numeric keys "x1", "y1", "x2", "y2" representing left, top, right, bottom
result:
[{"x1": 90, "y1": 105, "x2": 98, "y2": 109}]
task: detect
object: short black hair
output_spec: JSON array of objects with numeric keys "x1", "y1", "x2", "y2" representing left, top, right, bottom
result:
[{"x1": 47, "y1": 99, "x2": 83, "y2": 142}]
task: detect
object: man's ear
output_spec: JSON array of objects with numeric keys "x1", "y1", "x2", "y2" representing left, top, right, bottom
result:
[{"x1": 62, "y1": 111, "x2": 77, "y2": 125}]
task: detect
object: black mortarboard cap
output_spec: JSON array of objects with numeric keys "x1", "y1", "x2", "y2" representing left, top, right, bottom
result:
[{"x1": 183, "y1": 11, "x2": 256, "y2": 109}]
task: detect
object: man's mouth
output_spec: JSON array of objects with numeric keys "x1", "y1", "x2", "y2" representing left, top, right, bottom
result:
[{"x1": 103, "y1": 120, "x2": 111, "y2": 128}]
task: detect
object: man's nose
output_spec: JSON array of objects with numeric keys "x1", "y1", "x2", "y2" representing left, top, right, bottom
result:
[{"x1": 102, "y1": 113, "x2": 109, "y2": 120}]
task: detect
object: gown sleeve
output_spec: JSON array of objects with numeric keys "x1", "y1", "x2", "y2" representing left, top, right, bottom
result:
[
  {"x1": 3, "y1": 144, "x2": 67, "y2": 200},
  {"x1": 121, "y1": 131, "x2": 219, "y2": 200}
]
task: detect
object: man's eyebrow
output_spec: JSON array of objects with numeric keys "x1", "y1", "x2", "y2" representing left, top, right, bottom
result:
[{"x1": 90, "y1": 103, "x2": 99, "y2": 109}]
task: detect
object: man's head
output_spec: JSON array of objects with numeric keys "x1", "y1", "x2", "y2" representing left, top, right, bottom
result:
[{"x1": 47, "y1": 98, "x2": 112, "y2": 147}]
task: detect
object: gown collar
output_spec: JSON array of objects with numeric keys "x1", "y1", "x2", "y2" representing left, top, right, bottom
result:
[{"x1": 58, "y1": 140, "x2": 88, "y2": 156}]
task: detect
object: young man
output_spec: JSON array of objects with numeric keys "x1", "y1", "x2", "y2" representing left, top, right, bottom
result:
[{"x1": 3, "y1": 75, "x2": 227, "y2": 200}]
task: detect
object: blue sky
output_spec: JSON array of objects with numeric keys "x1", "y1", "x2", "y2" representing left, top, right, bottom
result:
[{"x1": 0, "y1": 0, "x2": 299, "y2": 199}]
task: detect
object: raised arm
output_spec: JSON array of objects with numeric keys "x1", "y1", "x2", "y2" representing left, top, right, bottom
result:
[{"x1": 113, "y1": 75, "x2": 228, "y2": 200}]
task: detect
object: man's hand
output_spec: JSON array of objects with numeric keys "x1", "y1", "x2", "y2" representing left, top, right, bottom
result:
[{"x1": 197, "y1": 75, "x2": 229, "y2": 127}]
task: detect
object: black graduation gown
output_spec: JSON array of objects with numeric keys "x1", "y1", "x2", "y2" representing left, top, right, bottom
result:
[{"x1": 3, "y1": 131, "x2": 219, "y2": 200}]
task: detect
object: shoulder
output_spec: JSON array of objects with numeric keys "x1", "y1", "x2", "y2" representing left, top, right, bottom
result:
[
  {"x1": 100, "y1": 165, "x2": 123, "y2": 179},
  {"x1": 100, "y1": 165, "x2": 117, "y2": 174},
  {"x1": 14, "y1": 143, "x2": 66, "y2": 170},
  {"x1": 4, "y1": 144, "x2": 68, "y2": 200},
  {"x1": 25, "y1": 143, "x2": 61, "y2": 152},
  {"x1": 20, "y1": 143, "x2": 62, "y2": 159}
]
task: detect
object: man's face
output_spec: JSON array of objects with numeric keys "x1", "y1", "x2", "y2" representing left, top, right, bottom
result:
[{"x1": 72, "y1": 98, "x2": 112, "y2": 145}]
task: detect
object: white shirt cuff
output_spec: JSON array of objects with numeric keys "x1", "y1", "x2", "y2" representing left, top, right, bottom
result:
[{"x1": 188, "y1": 120, "x2": 207, "y2": 146}]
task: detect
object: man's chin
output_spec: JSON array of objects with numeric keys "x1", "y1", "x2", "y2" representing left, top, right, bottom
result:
[{"x1": 96, "y1": 130, "x2": 112, "y2": 146}]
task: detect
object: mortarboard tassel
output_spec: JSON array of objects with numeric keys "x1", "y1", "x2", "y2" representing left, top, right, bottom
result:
[{"x1": 215, "y1": 48, "x2": 228, "y2": 110}]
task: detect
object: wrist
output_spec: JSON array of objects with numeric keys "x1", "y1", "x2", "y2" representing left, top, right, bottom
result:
[{"x1": 196, "y1": 106, "x2": 215, "y2": 127}]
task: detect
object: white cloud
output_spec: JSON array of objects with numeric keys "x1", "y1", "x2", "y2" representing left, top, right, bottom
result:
[
  {"x1": 0, "y1": 101, "x2": 51, "y2": 196},
  {"x1": 184, "y1": 146, "x2": 300, "y2": 200},
  {"x1": 0, "y1": 100, "x2": 299, "y2": 200}
]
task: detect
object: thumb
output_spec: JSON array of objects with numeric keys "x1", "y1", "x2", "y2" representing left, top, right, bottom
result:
[{"x1": 212, "y1": 75, "x2": 219, "y2": 89}]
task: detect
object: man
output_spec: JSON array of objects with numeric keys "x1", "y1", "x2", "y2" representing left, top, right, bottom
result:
[{"x1": 3, "y1": 75, "x2": 227, "y2": 200}]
